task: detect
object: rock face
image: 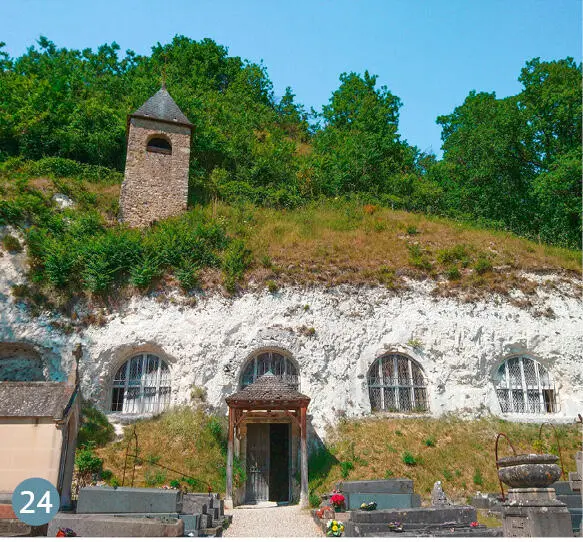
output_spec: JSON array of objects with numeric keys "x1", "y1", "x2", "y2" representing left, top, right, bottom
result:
[{"x1": 1, "y1": 271, "x2": 582, "y2": 435}]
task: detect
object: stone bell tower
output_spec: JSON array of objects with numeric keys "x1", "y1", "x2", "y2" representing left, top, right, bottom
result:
[{"x1": 119, "y1": 87, "x2": 192, "y2": 228}]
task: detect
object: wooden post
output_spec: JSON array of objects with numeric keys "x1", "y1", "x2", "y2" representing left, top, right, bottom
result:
[
  {"x1": 299, "y1": 405, "x2": 309, "y2": 507},
  {"x1": 226, "y1": 406, "x2": 234, "y2": 507}
]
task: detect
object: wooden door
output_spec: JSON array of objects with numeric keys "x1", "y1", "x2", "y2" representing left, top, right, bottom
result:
[{"x1": 246, "y1": 423, "x2": 270, "y2": 502}]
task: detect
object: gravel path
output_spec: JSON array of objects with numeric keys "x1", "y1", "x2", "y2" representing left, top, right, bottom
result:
[{"x1": 224, "y1": 503, "x2": 324, "y2": 538}]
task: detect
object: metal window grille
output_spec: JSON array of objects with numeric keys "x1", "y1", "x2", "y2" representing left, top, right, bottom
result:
[
  {"x1": 110, "y1": 353, "x2": 171, "y2": 414},
  {"x1": 495, "y1": 356, "x2": 558, "y2": 414},
  {"x1": 368, "y1": 353, "x2": 428, "y2": 413},
  {"x1": 240, "y1": 351, "x2": 299, "y2": 390}
]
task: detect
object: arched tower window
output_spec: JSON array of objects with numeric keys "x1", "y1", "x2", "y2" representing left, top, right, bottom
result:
[
  {"x1": 146, "y1": 136, "x2": 172, "y2": 155},
  {"x1": 495, "y1": 356, "x2": 557, "y2": 413},
  {"x1": 368, "y1": 353, "x2": 428, "y2": 412},
  {"x1": 110, "y1": 353, "x2": 171, "y2": 414},
  {"x1": 240, "y1": 350, "x2": 299, "y2": 390}
]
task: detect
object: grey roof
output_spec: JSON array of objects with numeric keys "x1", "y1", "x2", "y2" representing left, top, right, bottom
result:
[
  {"x1": 132, "y1": 87, "x2": 192, "y2": 127},
  {"x1": 226, "y1": 373, "x2": 310, "y2": 404},
  {"x1": 0, "y1": 381, "x2": 77, "y2": 420}
]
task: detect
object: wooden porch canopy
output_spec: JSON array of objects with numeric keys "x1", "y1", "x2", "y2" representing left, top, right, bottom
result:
[{"x1": 225, "y1": 373, "x2": 311, "y2": 506}]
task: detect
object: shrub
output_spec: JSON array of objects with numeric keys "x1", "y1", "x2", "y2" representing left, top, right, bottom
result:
[
  {"x1": 309, "y1": 492, "x2": 321, "y2": 508},
  {"x1": 406, "y1": 225, "x2": 418, "y2": 235},
  {"x1": 446, "y1": 266, "x2": 461, "y2": 280},
  {"x1": 424, "y1": 436, "x2": 436, "y2": 447},
  {"x1": 407, "y1": 338, "x2": 423, "y2": 349},
  {"x1": 77, "y1": 401, "x2": 116, "y2": 447},
  {"x1": 144, "y1": 468, "x2": 167, "y2": 487},
  {"x1": 190, "y1": 385, "x2": 207, "y2": 403},
  {"x1": 408, "y1": 244, "x2": 433, "y2": 270},
  {"x1": 75, "y1": 445, "x2": 104, "y2": 487},
  {"x1": 340, "y1": 460, "x2": 354, "y2": 478},
  {"x1": 2, "y1": 234, "x2": 22, "y2": 253},
  {"x1": 442, "y1": 468, "x2": 454, "y2": 481},
  {"x1": 222, "y1": 239, "x2": 252, "y2": 292},
  {"x1": 473, "y1": 468, "x2": 484, "y2": 485},
  {"x1": 402, "y1": 451, "x2": 417, "y2": 466},
  {"x1": 474, "y1": 258, "x2": 493, "y2": 274},
  {"x1": 130, "y1": 254, "x2": 162, "y2": 289},
  {"x1": 267, "y1": 280, "x2": 279, "y2": 293},
  {"x1": 437, "y1": 244, "x2": 470, "y2": 267},
  {"x1": 176, "y1": 262, "x2": 200, "y2": 291}
]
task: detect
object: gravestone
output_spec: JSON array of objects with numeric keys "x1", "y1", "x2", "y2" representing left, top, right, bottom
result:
[
  {"x1": 336, "y1": 479, "x2": 421, "y2": 511},
  {"x1": 502, "y1": 487, "x2": 573, "y2": 537},
  {"x1": 345, "y1": 505, "x2": 478, "y2": 536},
  {"x1": 47, "y1": 513, "x2": 184, "y2": 537},
  {"x1": 77, "y1": 487, "x2": 182, "y2": 514},
  {"x1": 430, "y1": 481, "x2": 452, "y2": 506}
]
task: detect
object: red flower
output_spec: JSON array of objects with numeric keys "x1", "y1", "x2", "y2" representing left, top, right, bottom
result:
[
  {"x1": 470, "y1": 522, "x2": 479, "y2": 528},
  {"x1": 330, "y1": 493, "x2": 345, "y2": 506}
]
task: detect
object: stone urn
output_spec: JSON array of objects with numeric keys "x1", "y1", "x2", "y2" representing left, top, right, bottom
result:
[{"x1": 497, "y1": 453, "x2": 561, "y2": 488}]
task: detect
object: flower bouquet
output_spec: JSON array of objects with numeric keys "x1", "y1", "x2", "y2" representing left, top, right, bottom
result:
[
  {"x1": 316, "y1": 505, "x2": 333, "y2": 519},
  {"x1": 326, "y1": 519, "x2": 344, "y2": 537},
  {"x1": 388, "y1": 521, "x2": 403, "y2": 532},
  {"x1": 329, "y1": 492, "x2": 345, "y2": 512},
  {"x1": 360, "y1": 501, "x2": 377, "y2": 511}
]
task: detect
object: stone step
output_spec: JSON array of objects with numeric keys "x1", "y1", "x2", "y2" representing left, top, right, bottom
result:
[
  {"x1": 338, "y1": 479, "x2": 414, "y2": 495},
  {"x1": 179, "y1": 513, "x2": 201, "y2": 534},
  {"x1": 199, "y1": 525, "x2": 223, "y2": 537},
  {"x1": 346, "y1": 492, "x2": 421, "y2": 511}
]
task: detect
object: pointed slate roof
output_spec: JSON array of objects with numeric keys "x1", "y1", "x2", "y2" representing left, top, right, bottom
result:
[
  {"x1": 226, "y1": 373, "x2": 310, "y2": 405},
  {"x1": 131, "y1": 87, "x2": 192, "y2": 127}
]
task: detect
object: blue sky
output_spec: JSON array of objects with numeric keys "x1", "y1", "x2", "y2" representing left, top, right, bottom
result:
[{"x1": 2, "y1": 0, "x2": 581, "y2": 156}]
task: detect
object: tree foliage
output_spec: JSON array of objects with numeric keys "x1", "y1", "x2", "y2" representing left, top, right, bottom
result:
[{"x1": 0, "y1": 37, "x2": 580, "y2": 247}]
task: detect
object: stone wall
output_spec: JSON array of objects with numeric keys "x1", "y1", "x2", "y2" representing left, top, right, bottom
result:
[{"x1": 119, "y1": 117, "x2": 191, "y2": 228}]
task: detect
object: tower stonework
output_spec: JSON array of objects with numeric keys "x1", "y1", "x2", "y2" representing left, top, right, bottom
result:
[{"x1": 120, "y1": 88, "x2": 192, "y2": 228}]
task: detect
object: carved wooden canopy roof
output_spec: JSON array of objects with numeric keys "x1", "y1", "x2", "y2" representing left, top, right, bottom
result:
[{"x1": 226, "y1": 373, "x2": 310, "y2": 409}]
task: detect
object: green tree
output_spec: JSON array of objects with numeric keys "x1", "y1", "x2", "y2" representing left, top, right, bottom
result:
[
  {"x1": 437, "y1": 91, "x2": 534, "y2": 232},
  {"x1": 533, "y1": 147, "x2": 582, "y2": 247},
  {"x1": 518, "y1": 57, "x2": 582, "y2": 171},
  {"x1": 311, "y1": 71, "x2": 410, "y2": 196}
]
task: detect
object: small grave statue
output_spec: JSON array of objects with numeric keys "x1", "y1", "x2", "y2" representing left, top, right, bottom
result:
[{"x1": 431, "y1": 481, "x2": 452, "y2": 507}]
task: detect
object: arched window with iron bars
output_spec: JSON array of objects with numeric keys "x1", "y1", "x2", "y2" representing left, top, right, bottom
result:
[
  {"x1": 240, "y1": 350, "x2": 299, "y2": 390},
  {"x1": 495, "y1": 356, "x2": 558, "y2": 414},
  {"x1": 110, "y1": 353, "x2": 171, "y2": 414},
  {"x1": 368, "y1": 353, "x2": 428, "y2": 412}
]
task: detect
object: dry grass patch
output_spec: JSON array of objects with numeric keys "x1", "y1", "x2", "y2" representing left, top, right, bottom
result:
[
  {"x1": 97, "y1": 407, "x2": 228, "y2": 492},
  {"x1": 202, "y1": 201, "x2": 581, "y2": 298},
  {"x1": 311, "y1": 416, "x2": 581, "y2": 502}
]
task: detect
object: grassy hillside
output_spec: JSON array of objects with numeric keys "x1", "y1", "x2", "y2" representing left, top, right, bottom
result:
[
  {"x1": 309, "y1": 416, "x2": 581, "y2": 504},
  {"x1": 1, "y1": 158, "x2": 580, "y2": 313},
  {"x1": 93, "y1": 408, "x2": 582, "y2": 505},
  {"x1": 96, "y1": 407, "x2": 229, "y2": 493}
]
